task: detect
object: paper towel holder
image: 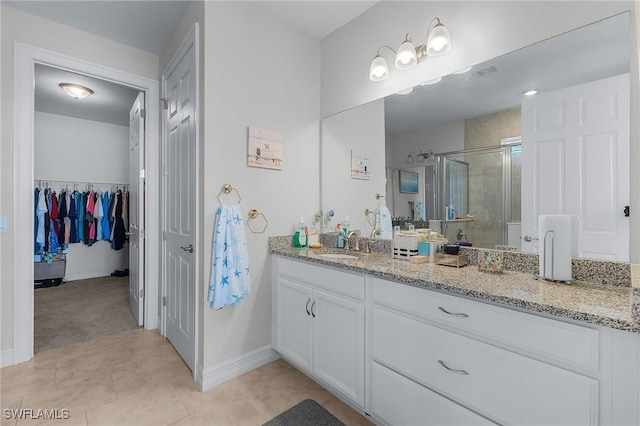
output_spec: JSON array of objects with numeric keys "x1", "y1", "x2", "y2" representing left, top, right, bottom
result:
[{"x1": 533, "y1": 230, "x2": 573, "y2": 284}]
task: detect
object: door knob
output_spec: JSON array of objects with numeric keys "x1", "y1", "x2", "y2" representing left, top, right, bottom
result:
[
  {"x1": 180, "y1": 244, "x2": 194, "y2": 253},
  {"x1": 523, "y1": 235, "x2": 539, "y2": 242}
]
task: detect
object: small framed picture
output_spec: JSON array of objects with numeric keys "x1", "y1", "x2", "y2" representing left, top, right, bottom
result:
[{"x1": 399, "y1": 170, "x2": 418, "y2": 193}]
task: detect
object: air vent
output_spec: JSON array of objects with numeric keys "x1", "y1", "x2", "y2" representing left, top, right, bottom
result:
[{"x1": 474, "y1": 65, "x2": 498, "y2": 77}]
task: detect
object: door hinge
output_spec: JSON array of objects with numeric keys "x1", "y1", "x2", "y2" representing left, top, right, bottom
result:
[
  {"x1": 140, "y1": 108, "x2": 146, "y2": 119},
  {"x1": 140, "y1": 169, "x2": 146, "y2": 179},
  {"x1": 162, "y1": 164, "x2": 168, "y2": 176},
  {"x1": 160, "y1": 98, "x2": 169, "y2": 110},
  {"x1": 139, "y1": 288, "x2": 144, "y2": 298},
  {"x1": 163, "y1": 296, "x2": 168, "y2": 306},
  {"x1": 162, "y1": 231, "x2": 167, "y2": 241},
  {"x1": 624, "y1": 206, "x2": 630, "y2": 217}
]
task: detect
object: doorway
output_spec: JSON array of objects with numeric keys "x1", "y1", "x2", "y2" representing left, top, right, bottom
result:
[
  {"x1": 32, "y1": 63, "x2": 143, "y2": 353},
  {"x1": 13, "y1": 44, "x2": 160, "y2": 365}
]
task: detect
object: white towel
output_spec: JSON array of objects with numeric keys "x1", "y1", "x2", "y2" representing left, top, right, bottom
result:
[
  {"x1": 208, "y1": 205, "x2": 251, "y2": 309},
  {"x1": 378, "y1": 206, "x2": 393, "y2": 239}
]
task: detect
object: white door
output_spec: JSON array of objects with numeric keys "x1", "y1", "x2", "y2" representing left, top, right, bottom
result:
[
  {"x1": 163, "y1": 29, "x2": 197, "y2": 371},
  {"x1": 521, "y1": 73, "x2": 629, "y2": 261},
  {"x1": 129, "y1": 92, "x2": 145, "y2": 326}
]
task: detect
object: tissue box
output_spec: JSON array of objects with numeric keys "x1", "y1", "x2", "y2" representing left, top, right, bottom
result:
[{"x1": 393, "y1": 232, "x2": 418, "y2": 260}]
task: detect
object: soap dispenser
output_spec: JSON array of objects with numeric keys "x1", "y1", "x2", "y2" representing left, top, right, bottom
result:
[
  {"x1": 336, "y1": 223, "x2": 345, "y2": 249},
  {"x1": 343, "y1": 216, "x2": 351, "y2": 235},
  {"x1": 292, "y1": 217, "x2": 308, "y2": 248}
]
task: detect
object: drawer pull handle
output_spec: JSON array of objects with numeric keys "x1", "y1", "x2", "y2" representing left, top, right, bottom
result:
[
  {"x1": 306, "y1": 298, "x2": 311, "y2": 316},
  {"x1": 311, "y1": 300, "x2": 316, "y2": 318},
  {"x1": 438, "y1": 306, "x2": 469, "y2": 318},
  {"x1": 438, "y1": 360, "x2": 469, "y2": 375}
]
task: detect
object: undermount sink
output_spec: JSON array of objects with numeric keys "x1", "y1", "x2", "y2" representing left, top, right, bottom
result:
[{"x1": 318, "y1": 253, "x2": 359, "y2": 259}]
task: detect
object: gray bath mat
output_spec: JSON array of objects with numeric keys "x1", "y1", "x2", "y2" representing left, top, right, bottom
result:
[{"x1": 263, "y1": 399, "x2": 345, "y2": 426}]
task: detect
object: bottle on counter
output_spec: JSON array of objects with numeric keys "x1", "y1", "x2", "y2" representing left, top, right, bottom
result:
[
  {"x1": 336, "y1": 223, "x2": 345, "y2": 248},
  {"x1": 292, "y1": 217, "x2": 308, "y2": 248}
]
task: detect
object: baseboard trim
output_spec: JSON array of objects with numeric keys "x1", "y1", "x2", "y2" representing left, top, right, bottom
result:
[
  {"x1": 197, "y1": 345, "x2": 280, "y2": 392},
  {"x1": 64, "y1": 270, "x2": 121, "y2": 282},
  {"x1": 2, "y1": 349, "x2": 15, "y2": 367}
]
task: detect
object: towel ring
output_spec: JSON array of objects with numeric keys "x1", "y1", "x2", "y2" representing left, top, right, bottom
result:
[
  {"x1": 364, "y1": 208, "x2": 376, "y2": 227},
  {"x1": 247, "y1": 209, "x2": 268, "y2": 233},
  {"x1": 217, "y1": 183, "x2": 242, "y2": 205}
]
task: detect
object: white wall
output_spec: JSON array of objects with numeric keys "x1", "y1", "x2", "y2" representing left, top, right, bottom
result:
[
  {"x1": 1, "y1": 5, "x2": 159, "y2": 353},
  {"x1": 202, "y1": 1, "x2": 320, "y2": 369},
  {"x1": 322, "y1": 99, "x2": 386, "y2": 236},
  {"x1": 34, "y1": 112, "x2": 129, "y2": 280}
]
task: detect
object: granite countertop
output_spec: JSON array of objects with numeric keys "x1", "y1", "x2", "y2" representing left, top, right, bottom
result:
[{"x1": 272, "y1": 247, "x2": 639, "y2": 333}]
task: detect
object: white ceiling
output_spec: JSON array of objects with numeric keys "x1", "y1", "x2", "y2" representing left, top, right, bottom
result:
[
  {"x1": 7, "y1": 2, "x2": 629, "y2": 133},
  {"x1": 35, "y1": 65, "x2": 141, "y2": 127},
  {"x1": 6, "y1": 0, "x2": 378, "y2": 126}
]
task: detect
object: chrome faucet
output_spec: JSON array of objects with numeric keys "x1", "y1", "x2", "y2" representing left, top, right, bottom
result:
[{"x1": 345, "y1": 231, "x2": 360, "y2": 251}]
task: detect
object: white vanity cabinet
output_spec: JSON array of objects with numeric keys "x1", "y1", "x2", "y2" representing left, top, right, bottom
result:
[
  {"x1": 368, "y1": 277, "x2": 639, "y2": 426},
  {"x1": 273, "y1": 257, "x2": 365, "y2": 407}
]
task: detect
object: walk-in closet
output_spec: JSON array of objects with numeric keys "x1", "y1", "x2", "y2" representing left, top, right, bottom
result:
[{"x1": 32, "y1": 64, "x2": 142, "y2": 353}]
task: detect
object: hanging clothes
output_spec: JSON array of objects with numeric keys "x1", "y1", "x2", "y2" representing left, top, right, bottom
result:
[
  {"x1": 68, "y1": 192, "x2": 79, "y2": 243},
  {"x1": 112, "y1": 190, "x2": 127, "y2": 251}
]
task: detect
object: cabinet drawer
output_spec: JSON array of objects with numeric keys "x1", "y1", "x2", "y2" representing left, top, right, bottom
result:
[
  {"x1": 278, "y1": 257, "x2": 364, "y2": 300},
  {"x1": 372, "y1": 306, "x2": 599, "y2": 426},
  {"x1": 371, "y1": 361, "x2": 496, "y2": 426},
  {"x1": 371, "y1": 277, "x2": 599, "y2": 372}
]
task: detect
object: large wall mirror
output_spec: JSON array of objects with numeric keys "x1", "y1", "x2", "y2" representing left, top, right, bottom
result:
[{"x1": 320, "y1": 12, "x2": 633, "y2": 261}]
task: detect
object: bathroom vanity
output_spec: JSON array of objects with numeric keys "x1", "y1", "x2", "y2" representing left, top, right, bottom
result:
[{"x1": 271, "y1": 248, "x2": 640, "y2": 426}]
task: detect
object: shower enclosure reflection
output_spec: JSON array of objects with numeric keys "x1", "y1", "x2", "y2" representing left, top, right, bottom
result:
[{"x1": 392, "y1": 139, "x2": 521, "y2": 250}]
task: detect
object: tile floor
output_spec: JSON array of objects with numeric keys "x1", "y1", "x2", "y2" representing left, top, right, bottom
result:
[{"x1": 1, "y1": 329, "x2": 373, "y2": 426}]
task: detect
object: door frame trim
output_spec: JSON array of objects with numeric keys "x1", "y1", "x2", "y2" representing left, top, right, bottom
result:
[
  {"x1": 13, "y1": 43, "x2": 160, "y2": 365},
  {"x1": 160, "y1": 23, "x2": 201, "y2": 375}
]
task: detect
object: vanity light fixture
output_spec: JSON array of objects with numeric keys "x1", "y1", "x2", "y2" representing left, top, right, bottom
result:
[
  {"x1": 407, "y1": 149, "x2": 433, "y2": 163},
  {"x1": 421, "y1": 77, "x2": 442, "y2": 86},
  {"x1": 59, "y1": 83, "x2": 94, "y2": 99},
  {"x1": 396, "y1": 87, "x2": 414, "y2": 95},
  {"x1": 369, "y1": 17, "x2": 451, "y2": 82},
  {"x1": 418, "y1": 149, "x2": 434, "y2": 160},
  {"x1": 452, "y1": 66, "x2": 472, "y2": 74}
]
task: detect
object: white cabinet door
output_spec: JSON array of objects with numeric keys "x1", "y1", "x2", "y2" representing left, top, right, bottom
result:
[
  {"x1": 275, "y1": 277, "x2": 312, "y2": 371},
  {"x1": 521, "y1": 73, "x2": 630, "y2": 261},
  {"x1": 312, "y1": 289, "x2": 365, "y2": 407}
]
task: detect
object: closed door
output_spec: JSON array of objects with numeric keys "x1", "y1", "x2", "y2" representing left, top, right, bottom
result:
[
  {"x1": 163, "y1": 29, "x2": 197, "y2": 371},
  {"x1": 521, "y1": 73, "x2": 630, "y2": 260},
  {"x1": 128, "y1": 92, "x2": 145, "y2": 326}
]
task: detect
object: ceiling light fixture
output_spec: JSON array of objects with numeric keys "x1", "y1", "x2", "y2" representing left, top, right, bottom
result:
[
  {"x1": 369, "y1": 17, "x2": 451, "y2": 82},
  {"x1": 523, "y1": 89, "x2": 538, "y2": 96},
  {"x1": 59, "y1": 83, "x2": 94, "y2": 99}
]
